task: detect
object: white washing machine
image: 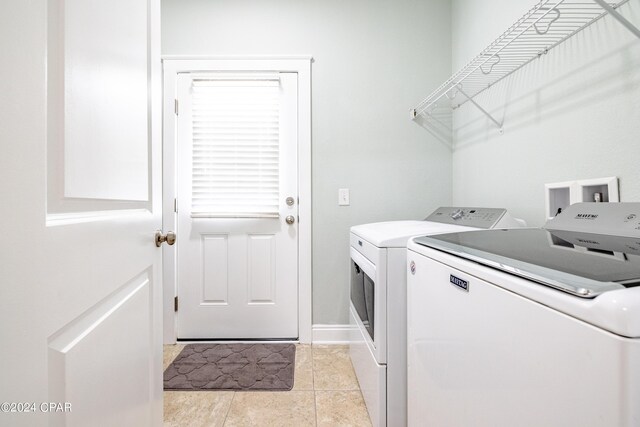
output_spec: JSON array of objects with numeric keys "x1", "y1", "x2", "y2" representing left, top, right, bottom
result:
[
  {"x1": 407, "y1": 203, "x2": 640, "y2": 427},
  {"x1": 349, "y1": 207, "x2": 524, "y2": 427}
]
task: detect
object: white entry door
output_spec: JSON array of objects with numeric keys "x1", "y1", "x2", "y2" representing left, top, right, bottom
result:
[
  {"x1": 175, "y1": 71, "x2": 299, "y2": 339},
  {"x1": 0, "y1": 1, "x2": 162, "y2": 426}
]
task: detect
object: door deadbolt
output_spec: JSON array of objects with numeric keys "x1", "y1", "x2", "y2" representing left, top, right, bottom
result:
[
  {"x1": 155, "y1": 230, "x2": 177, "y2": 247},
  {"x1": 286, "y1": 196, "x2": 295, "y2": 206},
  {"x1": 285, "y1": 215, "x2": 295, "y2": 225}
]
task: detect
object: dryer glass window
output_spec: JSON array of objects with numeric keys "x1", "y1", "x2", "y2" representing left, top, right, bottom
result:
[{"x1": 350, "y1": 261, "x2": 374, "y2": 340}]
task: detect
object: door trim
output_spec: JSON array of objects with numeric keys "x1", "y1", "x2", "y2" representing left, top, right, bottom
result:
[{"x1": 161, "y1": 56, "x2": 313, "y2": 343}]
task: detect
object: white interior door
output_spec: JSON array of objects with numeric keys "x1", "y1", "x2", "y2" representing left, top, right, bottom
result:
[
  {"x1": 175, "y1": 71, "x2": 299, "y2": 339},
  {"x1": 0, "y1": 1, "x2": 162, "y2": 426}
]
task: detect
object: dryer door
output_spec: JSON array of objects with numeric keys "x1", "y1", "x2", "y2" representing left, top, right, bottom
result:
[{"x1": 350, "y1": 255, "x2": 375, "y2": 341}]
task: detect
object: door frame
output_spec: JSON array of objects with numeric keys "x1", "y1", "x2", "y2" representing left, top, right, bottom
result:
[{"x1": 161, "y1": 56, "x2": 313, "y2": 343}]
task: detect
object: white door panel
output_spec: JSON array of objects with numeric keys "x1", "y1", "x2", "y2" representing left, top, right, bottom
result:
[
  {"x1": 48, "y1": 273, "x2": 153, "y2": 427},
  {"x1": 176, "y1": 72, "x2": 299, "y2": 339},
  {"x1": 61, "y1": 0, "x2": 149, "y2": 201},
  {"x1": 0, "y1": 1, "x2": 162, "y2": 426},
  {"x1": 202, "y1": 235, "x2": 230, "y2": 303}
]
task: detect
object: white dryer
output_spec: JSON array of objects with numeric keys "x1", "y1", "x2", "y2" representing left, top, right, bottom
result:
[
  {"x1": 407, "y1": 203, "x2": 640, "y2": 427},
  {"x1": 349, "y1": 207, "x2": 524, "y2": 427}
]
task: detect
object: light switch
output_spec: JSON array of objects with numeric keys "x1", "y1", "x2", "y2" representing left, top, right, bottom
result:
[{"x1": 338, "y1": 188, "x2": 350, "y2": 206}]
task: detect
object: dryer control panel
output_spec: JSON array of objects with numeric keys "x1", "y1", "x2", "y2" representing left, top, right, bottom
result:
[{"x1": 424, "y1": 207, "x2": 510, "y2": 228}]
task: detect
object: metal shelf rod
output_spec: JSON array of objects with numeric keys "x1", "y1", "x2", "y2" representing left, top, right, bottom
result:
[
  {"x1": 593, "y1": 0, "x2": 640, "y2": 37},
  {"x1": 457, "y1": 86, "x2": 503, "y2": 132}
]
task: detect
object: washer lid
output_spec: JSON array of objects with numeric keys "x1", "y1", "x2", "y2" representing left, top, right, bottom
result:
[{"x1": 414, "y1": 228, "x2": 640, "y2": 298}]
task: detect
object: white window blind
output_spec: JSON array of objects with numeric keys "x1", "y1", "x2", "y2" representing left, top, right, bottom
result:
[{"x1": 190, "y1": 73, "x2": 280, "y2": 218}]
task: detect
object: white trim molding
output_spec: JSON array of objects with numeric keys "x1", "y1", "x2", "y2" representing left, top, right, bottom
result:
[
  {"x1": 312, "y1": 324, "x2": 357, "y2": 344},
  {"x1": 162, "y1": 54, "x2": 313, "y2": 61},
  {"x1": 161, "y1": 56, "x2": 313, "y2": 344}
]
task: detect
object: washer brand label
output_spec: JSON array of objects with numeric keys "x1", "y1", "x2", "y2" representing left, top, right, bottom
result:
[
  {"x1": 577, "y1": 238, "x2": 600, "y2": 245},
  {"x1": 450, "y1": 275, "x2": 469, "y2": 292},
  {"x1": 575, "y1": 213, "x2": 599, "y2": 220}
]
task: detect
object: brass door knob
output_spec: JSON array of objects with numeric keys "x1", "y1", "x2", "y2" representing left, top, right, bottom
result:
[{"x1": 155, "y1": 231, "x2": 177, "y2": 247}]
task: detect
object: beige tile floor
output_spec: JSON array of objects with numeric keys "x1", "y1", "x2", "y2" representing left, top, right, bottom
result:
[{"x1": 163, "y1": 344, "x2": 373, "y2": 427}]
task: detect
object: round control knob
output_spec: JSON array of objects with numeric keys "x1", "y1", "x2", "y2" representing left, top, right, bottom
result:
[{"x1": 450, "y1": 209, "x2": 464, "y2": 220}]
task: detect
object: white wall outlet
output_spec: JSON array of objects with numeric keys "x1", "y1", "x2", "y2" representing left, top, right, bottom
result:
[
  {"x1": 338, "y1": 188, "x2": 350, "y2": 206},
  {"x1": 576, "y1": 176, "x2": 619, "y2": 204}
]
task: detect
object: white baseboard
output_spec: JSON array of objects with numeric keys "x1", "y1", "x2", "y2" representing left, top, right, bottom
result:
[{"x1": 312, "y1": 324, "x2": 355, "y2": 344}]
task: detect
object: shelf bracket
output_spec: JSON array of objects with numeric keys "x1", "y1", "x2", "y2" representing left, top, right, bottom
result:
[
  {"x1": 593, "y1": 0, "x2": 640, "y2": 39},
  {"x1": 457, "y1": 86, "x2": 504, "y2": 134},
  {"x1": 480, "y1": 54, "x2": 501, "y2": 75},
  {"x1": 534, "y1": 8, "x2": 561, "y2": 35}
]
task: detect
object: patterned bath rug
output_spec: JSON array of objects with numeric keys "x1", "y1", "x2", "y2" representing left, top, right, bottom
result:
[{"x1": 163, "y1": 343, "x2": 296, "y2": 391}]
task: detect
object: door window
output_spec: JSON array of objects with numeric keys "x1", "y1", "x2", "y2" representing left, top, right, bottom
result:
[{"x1": 189, "y1": 73, "x2": 281, "y2": 218}]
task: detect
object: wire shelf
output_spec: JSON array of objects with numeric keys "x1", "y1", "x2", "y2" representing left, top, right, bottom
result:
[{"x1": 411, "y1": 0, "x2": 638, "y2": 131}]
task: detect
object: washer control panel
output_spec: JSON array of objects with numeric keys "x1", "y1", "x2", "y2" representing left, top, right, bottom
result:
[
  {"x1": 424, "y1": 207, "x2": 508, "y2": 228},
  {"x1": 545, "y1": 202, "x2": 640, "y2": 238}
]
